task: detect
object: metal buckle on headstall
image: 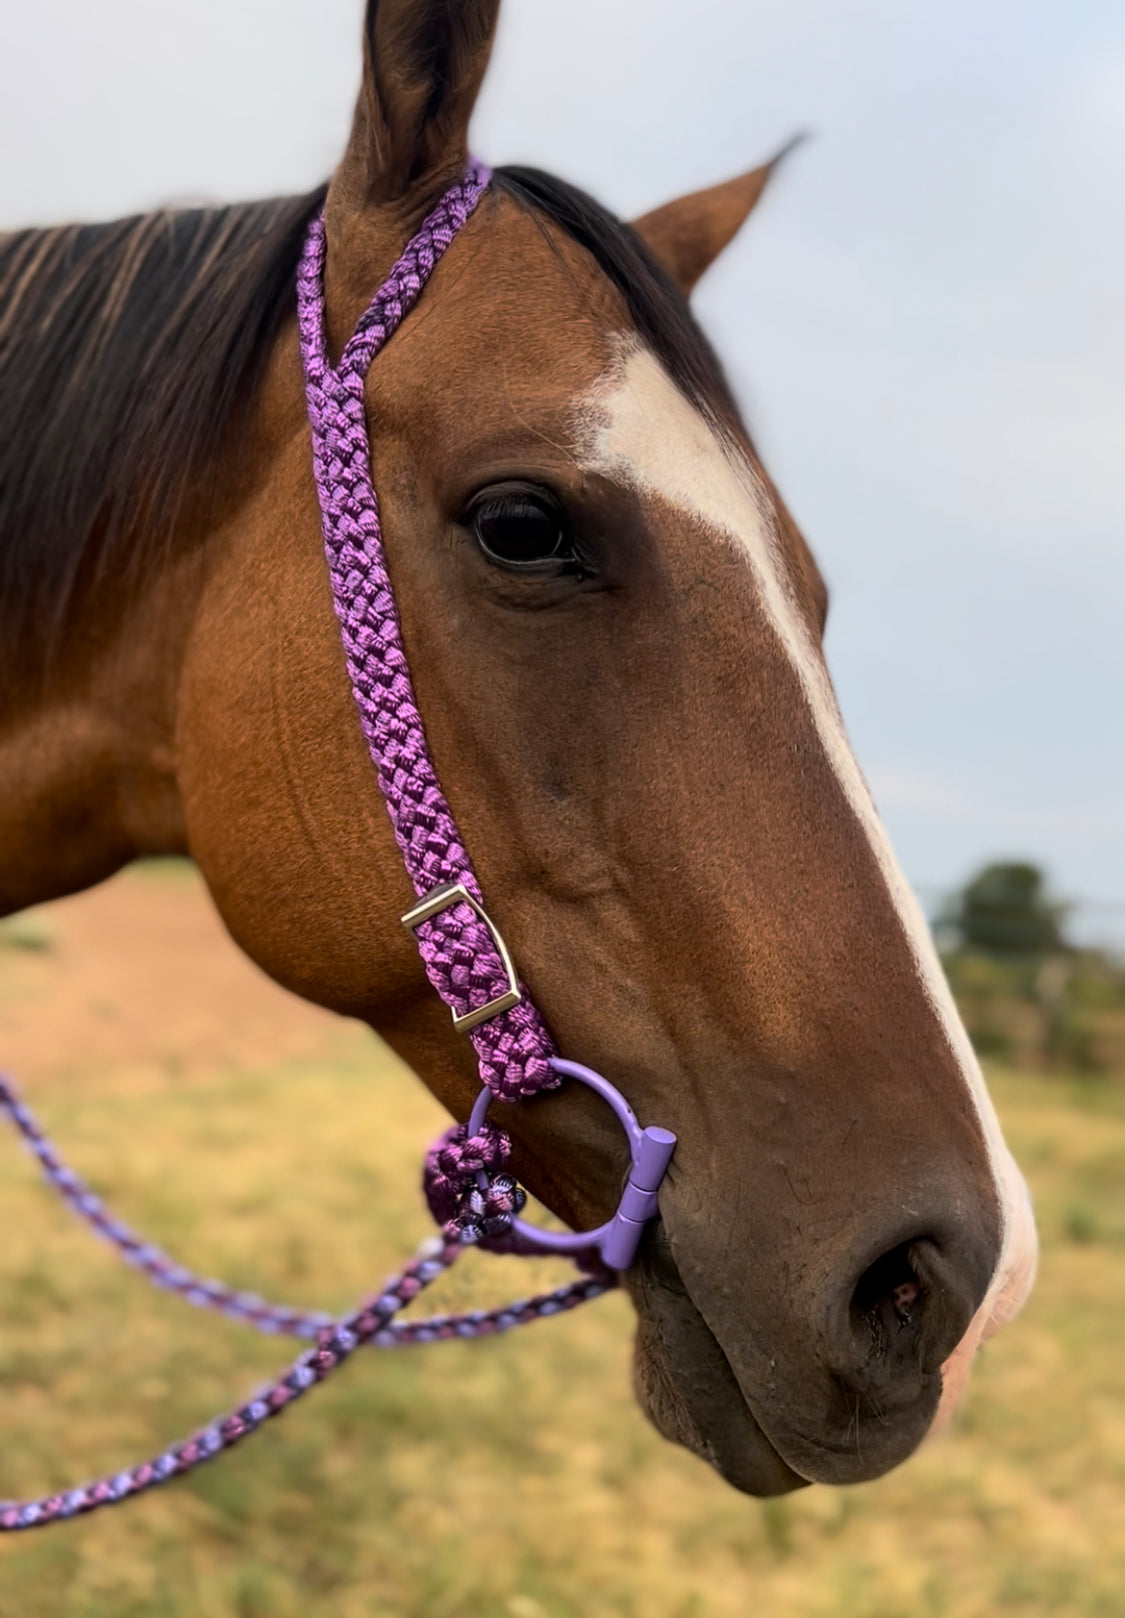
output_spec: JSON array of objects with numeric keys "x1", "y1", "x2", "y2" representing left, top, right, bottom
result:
[{"x1": 401, "y1": 882, "x2": 523, "y2": 1034}]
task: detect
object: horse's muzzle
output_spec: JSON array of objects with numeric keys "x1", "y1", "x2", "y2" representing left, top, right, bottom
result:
[{"x1": 624, "y1": 1197, "x2": 1002, "y2": 1493}]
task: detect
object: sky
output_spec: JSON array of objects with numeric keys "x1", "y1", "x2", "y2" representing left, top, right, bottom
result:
[{"x1": 3, "y1": 0, "x2": 1122, "y2": 943}]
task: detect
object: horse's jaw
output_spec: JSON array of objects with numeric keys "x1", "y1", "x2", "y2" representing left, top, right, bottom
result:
[{"x1": 625, "y1": 1243, "x2": 808, "y2": 1497}]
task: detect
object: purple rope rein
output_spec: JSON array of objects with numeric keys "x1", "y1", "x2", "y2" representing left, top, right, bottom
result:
[
  {"x1": 0, "y1": 1074, "x2": 611, "y2": 1527},
  {"x1": 0, "y1": 1071, "x2": 610, "y2": 1531},
  {"x1": 0, "y1": 1073, "x2": 611, "y2": 1349},
  {"x1": 0, "y1": 161, "x2": 666, "y2": 1529}
]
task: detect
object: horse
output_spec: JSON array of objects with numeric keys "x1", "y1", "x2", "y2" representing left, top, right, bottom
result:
[{"x1": 0, "y1": 0, "x2": 1036, "y2": 1498}]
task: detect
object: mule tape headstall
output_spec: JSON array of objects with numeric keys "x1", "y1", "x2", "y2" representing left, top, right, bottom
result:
[{"x1": 0, "y1": 161, "x2": 675, "y2": 1530}]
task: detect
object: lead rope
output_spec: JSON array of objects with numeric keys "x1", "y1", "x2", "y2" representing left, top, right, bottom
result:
[
  {"x1": 0, "y1": 162, "x2": 627, "y2": 1531},
  {"x1": 0, "y1": 1075, "x2": 611, "y2": 1350},
  {"x1": 0, "y1": 1073, "x2": 610, "y2": 1532}
]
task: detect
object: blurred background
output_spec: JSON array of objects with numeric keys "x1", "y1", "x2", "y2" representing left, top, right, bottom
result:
[{"x1": 0, "y1": 2, "x2": 1122, "y2": 1615}]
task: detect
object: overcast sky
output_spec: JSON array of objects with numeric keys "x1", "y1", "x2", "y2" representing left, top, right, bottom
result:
[{"x1": 3, "y1": 0, "x2": 1122, "y2": 942}]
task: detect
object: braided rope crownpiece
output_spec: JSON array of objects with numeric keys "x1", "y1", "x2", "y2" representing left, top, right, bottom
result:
[
  {"x1": 296, "y1": 160, "x2": 559, "y2": 1108},
  {"x1": 0, "y1": 163, "x2": 621, "y2": 1532}
]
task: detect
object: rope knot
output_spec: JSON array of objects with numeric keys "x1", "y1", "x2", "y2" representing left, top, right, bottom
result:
[{"x1": 423, "y1": 1120, "x2": 526, "y2": 1245}]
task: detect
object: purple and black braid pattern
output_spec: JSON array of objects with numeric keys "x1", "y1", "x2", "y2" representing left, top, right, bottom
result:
[
  {"x1": 296, "y1": 159, "x2": 559, "y2": 1113},
  {"x1": 0, "y1": 1073, "x2": 613, "y2": 1531},
  {"x1": 0, "y1": 1236, "x2": 448, "y2": 1531},
  {"x1": 297, "y1": 159, "x2": 564, "y2": 1245},
  {"x1": 424, "y1": 1118, "x2": 527, "y2": 1245},
  {"x1": 0, "y1": 162, "x2": 618, "y2": 1530},
  {"x1": 0, "y1": 1074, "x2": 609, "y2": 1346}
]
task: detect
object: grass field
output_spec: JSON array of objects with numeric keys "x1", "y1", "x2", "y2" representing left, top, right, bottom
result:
[{"x1": 0, "y1": 867, "x2": 1123, "y2": 1618}]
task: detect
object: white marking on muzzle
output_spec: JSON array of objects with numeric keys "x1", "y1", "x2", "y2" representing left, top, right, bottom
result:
[{"x1": 571, "y1": 343, "x2": 1037, "y2": 1409}]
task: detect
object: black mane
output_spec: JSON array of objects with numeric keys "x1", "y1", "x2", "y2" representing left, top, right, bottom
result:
[
  {"x1": 0, "y1": 168, "x2": 735, "y2": 666},
  {"x1": 0, "y1": 190, "x2": 327, "y2": 664}
]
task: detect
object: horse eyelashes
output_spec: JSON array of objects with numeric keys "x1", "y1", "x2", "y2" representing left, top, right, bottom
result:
[{"x1": 470, "y1": 490, "x2": 577, "y2": 571}]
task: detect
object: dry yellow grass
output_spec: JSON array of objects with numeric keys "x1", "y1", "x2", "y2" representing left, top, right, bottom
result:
[{"x1": 0, "y1": 866, "x2": 1122, "y2": 1617}]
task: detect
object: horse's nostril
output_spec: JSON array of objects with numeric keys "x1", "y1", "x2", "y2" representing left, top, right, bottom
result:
[
  {"x1": 849, "y1": 1241, "x2": 928, "y2": 1359},
  {"x1": 840, "y1": 1228, "x2": 986, "y2": 1395}
]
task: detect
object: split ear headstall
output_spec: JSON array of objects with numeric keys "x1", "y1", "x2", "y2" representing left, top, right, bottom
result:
[{"x1": 0, "y1": 162, "x2": 674, "y2": 1531}]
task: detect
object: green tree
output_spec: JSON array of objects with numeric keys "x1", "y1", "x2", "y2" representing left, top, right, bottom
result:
[{"x1": 947, "y1": 861, "x2": 1067, "y2": 958}]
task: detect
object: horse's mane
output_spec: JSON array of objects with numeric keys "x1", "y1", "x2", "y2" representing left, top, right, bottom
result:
[
  {"x1": 0, "y1": 189, "x2": 328, "y2": 663},
  {"x1": 0, "y1": 168, "x2": 735, "y2": 665}
]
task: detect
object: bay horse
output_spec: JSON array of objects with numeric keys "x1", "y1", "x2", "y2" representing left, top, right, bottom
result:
[{"x1": 0, "y1": 0, "x2": 1035, "y2": 1497}]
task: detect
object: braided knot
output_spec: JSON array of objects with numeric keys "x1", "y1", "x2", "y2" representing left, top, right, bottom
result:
[{"x1": 423, "y1": 1120, "x2": 526, "y2": 1246}]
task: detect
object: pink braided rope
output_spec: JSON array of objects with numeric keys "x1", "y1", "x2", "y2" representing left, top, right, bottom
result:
[
  {"x1": 296, "y1": 159, "x2": 558, "y2": 1107},
  {"x1": 0, "y1": 1183, "x2": 600, "y2": 1534},
  {"x1": 0, "y1": 165, "x2": 617, "y2": 1530},
  {"x1": 0, "y1": 1071, "x2": 612, "y2": 1531},
  {"x1": 0, "y1": 1230, "x2": 455, "y2": 1531},
  {"x1": 0, "y1": 1073, "x2": 610, "y2": 1348}
]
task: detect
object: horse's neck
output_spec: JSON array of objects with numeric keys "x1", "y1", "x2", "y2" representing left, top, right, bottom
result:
[
  {"x1": 0, "y1": 249, "x2": 317, "y2": 922},
  {"x1": 0, "y1": 205, "x2": 416, "y2": 925},
  {"x1": 0, "y1": 556, "x2": 200, "y2": 918}
]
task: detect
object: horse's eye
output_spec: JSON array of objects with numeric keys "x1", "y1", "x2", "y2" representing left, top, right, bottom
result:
[{"x1": 470, "y1": 490, "x2": 574, "y2": 572}]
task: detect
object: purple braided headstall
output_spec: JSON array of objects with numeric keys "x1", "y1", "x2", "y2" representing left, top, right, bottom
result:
[{"x1": 0, "y1": 161, "x2": 675, "y2": 1530}]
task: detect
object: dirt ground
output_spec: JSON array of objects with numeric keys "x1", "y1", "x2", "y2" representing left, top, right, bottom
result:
[{"x1": 0, "y1": 862, "x2": 353, "y2": 1093}]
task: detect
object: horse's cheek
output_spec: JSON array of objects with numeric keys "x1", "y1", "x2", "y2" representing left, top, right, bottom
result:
[{"x1": 173, "y1": 497, "x2": 412, "y2": 1022}]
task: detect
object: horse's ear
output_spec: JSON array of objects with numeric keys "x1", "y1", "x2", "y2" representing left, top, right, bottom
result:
[
  {"x1": 344, "y1": 0, "x2": 501, "y2": 206},
  {"x1": 630, "y1": 137, "x2": 805, "y2": 296}
]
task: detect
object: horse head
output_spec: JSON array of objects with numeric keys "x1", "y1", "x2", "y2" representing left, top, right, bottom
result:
[{"x1": 0, "y1": 0, "x2": 1037, "y2": 1496}]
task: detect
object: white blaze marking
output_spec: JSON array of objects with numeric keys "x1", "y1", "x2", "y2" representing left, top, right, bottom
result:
[{"x1": 571, "y1": 343, "x2": 1037, "y2": 1404}]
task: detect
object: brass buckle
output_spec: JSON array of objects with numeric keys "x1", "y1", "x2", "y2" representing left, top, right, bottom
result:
[{"x1": 400, "y1": 881, "x2": 523, "y2": 1034}]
